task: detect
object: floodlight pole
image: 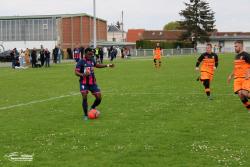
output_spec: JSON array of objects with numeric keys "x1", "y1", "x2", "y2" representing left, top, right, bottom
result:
[{"x1": 93, "y1": 0, "x2": 97, "y2": 48}]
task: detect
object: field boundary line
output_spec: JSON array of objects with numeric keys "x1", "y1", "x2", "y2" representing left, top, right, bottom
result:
[{"x1": 0, "y1": 92, "x2": 236, "y2": 111}]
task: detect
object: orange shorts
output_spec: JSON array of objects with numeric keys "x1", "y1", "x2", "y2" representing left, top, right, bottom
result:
[
  {"x1": 200, "y1": 71, "x2": 213, "y2": 81},
  {"x1": 234, "y1": 78, "x2": 250, "y2": 93},
  {"x1": 154, "y1": 55, "x2": 161, "y2": 60}
]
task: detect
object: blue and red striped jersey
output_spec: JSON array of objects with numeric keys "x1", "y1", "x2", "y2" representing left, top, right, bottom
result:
[
  {"x1": 75, "y1": 58, "x2": 97, "y2": 85},
  {"x1": 73, "y1": 48, "x2": 81, "y2": 59}
]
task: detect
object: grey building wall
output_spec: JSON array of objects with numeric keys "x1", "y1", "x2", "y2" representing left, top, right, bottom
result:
[{"x1": 0, "y1": 18, "x2": 57, "y2": 41}]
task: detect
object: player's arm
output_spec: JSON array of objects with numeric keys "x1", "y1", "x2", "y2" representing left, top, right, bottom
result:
[
  {"x1": 95, "y1": 63, "x2": 115, "y2": 68},
  {"x1": 75, "y1": 69, "x2": 84, "y2": 77},
  {"x1": 195, "y1": 54, "x2": 204, "y2": 70},
  {"x1": 244, "y1": 53, "x2": 250, "y2": 80},
  {"x1": 214, "y1": 54, "x2": 219, "y2": 69},
  {"x1": 227, "y1": 70, "x2": 234, "y2": 84}
]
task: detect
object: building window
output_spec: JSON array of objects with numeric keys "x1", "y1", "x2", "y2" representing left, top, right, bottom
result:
[{"x1": 43, "y1": 23, "x2": 48, "y2": 30}]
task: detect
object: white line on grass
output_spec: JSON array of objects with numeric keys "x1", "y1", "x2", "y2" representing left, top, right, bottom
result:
[
  {"x1": 0, "y1": 93, "x2": 80, "y2": 111},
  {"x1": 0, "y1": 92, "x2": 237, "y2": 111}
]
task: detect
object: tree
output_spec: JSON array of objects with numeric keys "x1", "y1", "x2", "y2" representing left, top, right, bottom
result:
[
  {"x1": 179, "y1": 0, "x2": 215, "y2": 46},
  {"x1": 163, "y1": 21, "x2": 181, "y2": 31}
]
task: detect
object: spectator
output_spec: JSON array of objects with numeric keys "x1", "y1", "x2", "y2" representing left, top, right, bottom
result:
[
  {"x1": 31, "y1": 48, "x2": 37, "y2": 68},
  {"x1": 24, "y1": 48, "x2": 30, "y2": 65},
  {"x1": 57, "y1": 44, "x2": 63, "y2": 63},
  {"x1": 80, "y1": 46, "x2": 85, "y2": 59},
  {"x1": 40, "y1": 47, "x2": 45, "y2": 67},
  {"x1": 19, "y1": 49, "x2": 25, "y2": 67},
  {"x1": 99, "y1": 47, "x2": 104, "y2": 63},
  {"x1": 53, "y1": 46, "x2": 58, "y2": 64},
  {"x1": 44, "y1": 48, "x2": 50, "y2": 67},
  {"x1": 10, "y1": 49, "x2": 15, "y2": 69},
  {"x1": 67, "y1": 48, "x2": 73, "y2": 59},
  {"x1": 95, "y1": 47, "x2": 100, "y2": 63},
  {"x1": 73, "y1": 45, "x2": 81, "y2": 63}
]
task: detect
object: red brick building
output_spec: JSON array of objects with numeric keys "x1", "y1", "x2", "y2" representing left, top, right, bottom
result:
[
  {"x1": 59, "y1": 13, "x2": 107, "y2": 49},
  {"x1": 127, "y1": 29, "x2": 183, "y2": 42},
  {"x1": 126, "y1": 29, "x2": 145, "y2": 42}
]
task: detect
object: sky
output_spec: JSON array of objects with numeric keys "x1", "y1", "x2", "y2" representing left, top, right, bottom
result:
[{"x1": 0, "y1": 0, "x2": 250, "y2": 32}]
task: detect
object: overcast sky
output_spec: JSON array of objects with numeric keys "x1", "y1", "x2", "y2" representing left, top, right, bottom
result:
[{"x1": 0, "y1": 0, "x2": 250, "y2": 32}]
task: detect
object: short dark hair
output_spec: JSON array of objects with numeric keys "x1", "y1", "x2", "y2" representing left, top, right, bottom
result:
[
  {"x1": 85, "y1": 48, "x2": 93, "y2": 54},
  {"x1": 206, "y1": 43, "x2": 212, "y2": 48},
  {"x1": 235, "y1": 40, "x2": 243, "y2": 45}
]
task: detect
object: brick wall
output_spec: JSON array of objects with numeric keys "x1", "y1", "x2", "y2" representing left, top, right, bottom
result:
[{"x1": 60, "y1": 16, "x2": 107, "y2": 49}]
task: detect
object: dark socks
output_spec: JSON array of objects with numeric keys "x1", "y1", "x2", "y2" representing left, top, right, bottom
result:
[
  {"x1": 203, "y1": 79, "x2": 210, "y2": 97},
  {"x1": 91, "y1": 98, "x2": 101, "y2": 109},
  {"x1": 241, "y1": 97, "x2": 250, "y2": 110},
  {"x1": 82, "y1": 98, "x2": 88, "y2": 116}
]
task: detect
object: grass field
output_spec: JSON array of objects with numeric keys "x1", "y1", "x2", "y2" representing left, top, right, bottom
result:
[{"x1": 1, "y1": 54, "x2": 250, "y2": 167}]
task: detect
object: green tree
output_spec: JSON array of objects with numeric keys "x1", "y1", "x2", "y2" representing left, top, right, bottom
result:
[
  {"x1": 163, "y1": 21, "x2": 181, "y2": 30},
  {"x1": 179, "y1": 0, "x2": 215, "y2": 46}
]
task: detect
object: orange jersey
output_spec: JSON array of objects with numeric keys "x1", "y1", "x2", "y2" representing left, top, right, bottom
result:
[
  {"x1": 196, "y1": 52, "x2": 218, "y2": 81},
  {"x1": 234, "y1": 52, "x2": 250, "y2": 79},
  {"x1": 154, "y1": 47, "x2": 162, "y2": 59},
  {"x1": 233, "y1": 52, "x2": 250, "y2": 93},
  {"x1": 201, "y1": 58, "x2": 215, "y2": 74},
  {"x1": 234, "y1": 60, "x2": 250, "y2": 79}
]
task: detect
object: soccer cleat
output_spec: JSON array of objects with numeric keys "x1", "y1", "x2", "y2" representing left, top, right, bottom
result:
[
  {"x1": 83, "y1": 116, "x2": 88, "y2": 121},
  {"x1": 208, "y1": 96, "x2": 213, "y2": 100}
]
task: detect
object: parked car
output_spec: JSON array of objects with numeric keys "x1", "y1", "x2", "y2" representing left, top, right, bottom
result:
[{"x1": 0, "y1": 50, "x2": 13, "y2": 62}]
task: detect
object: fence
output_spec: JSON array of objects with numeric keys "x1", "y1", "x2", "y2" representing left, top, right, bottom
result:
[
  {"x1": 130, "y1": 48, "x2": 196, "y2": 57},
  {"x1": 129, "y1": 47, "x2": 244, "y2": 57}
]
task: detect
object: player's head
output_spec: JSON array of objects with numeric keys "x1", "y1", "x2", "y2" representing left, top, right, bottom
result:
[
  {"x1": 234, "y1": 40, "x2": 244, "y2": 54},
  {"x1": 206, "y1": 43, "x2": 212, "y2": 53},
  {"x1": 156, "y1": 43, "x2": 160, "y2": 47},
  {"x1": 85, "y1": 48, "x2": 94, "y2": 59}
]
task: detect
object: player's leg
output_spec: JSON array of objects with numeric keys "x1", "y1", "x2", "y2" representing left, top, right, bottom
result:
[
  {"x1": 90, "y1": 84, "x2": 102, "y2": 109},
  {"x1": 238, "y1": 90, "x2": 250, "y2": 110},
  {"x1": 239, "y1": 80, "x2": 250, "y2": 110},
  {"x1": 153, "y1": 59, "x2": 157, "y2": 67},
  {"x1": 203, "y1": 79, "x2": 211, "y2": 98},
  {"x1": 92, "y1": 92, "x2": 102, "y2": 109},
  {"x1": 80, "y1": 83, "x2": 89, "y2": 120},
  {"x1": 81, "y1": 92, "x2": 89, "y2": 120},
  {"x1": 159, "y1": 59, "x2": 161, "y2": 67}
]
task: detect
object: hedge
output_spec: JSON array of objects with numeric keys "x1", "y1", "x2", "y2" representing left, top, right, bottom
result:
[{"x1": 136, "y1": 40, "x2": 193, "y2": 49}]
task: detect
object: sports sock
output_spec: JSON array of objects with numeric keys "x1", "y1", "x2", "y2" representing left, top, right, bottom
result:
[
  {"x1": 241, "y1": 97, "x2": 250, "y2": 110},
  {"x1": 82, "y1": 98, "x2": 88, "y2": 116},
  {"x1": 203, "y1": 79, "x2": 210, "y2": 97},
  {"x1": 91, "y1": 98, "x2": 101, "y2": 109}
]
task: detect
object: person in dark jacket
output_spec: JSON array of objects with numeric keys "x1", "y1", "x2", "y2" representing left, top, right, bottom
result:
[
  {"x1": 40, "y1": 47, "x2": 45, "y2": 67},
  {"x1": 10, "y1": 49, "x2": 15, "y2": 69},
  {"x1": 53, "y1": 46, "x2": 58, "y2": 64},
  {"x1": 44, "y1": 48, "x2": 50, "y2": 67},
  {"x1": 31, "y1": 48, "x2": 37, "y2": 68}
]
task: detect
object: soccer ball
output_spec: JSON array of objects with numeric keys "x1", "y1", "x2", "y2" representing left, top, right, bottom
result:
[{"x1": 88, "y1": 109, "x2": 100, "y2": 119}]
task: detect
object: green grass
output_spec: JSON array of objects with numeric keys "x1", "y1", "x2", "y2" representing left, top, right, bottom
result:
[{"x1": 0, "y1": 54, "x2": 250, "y2": 167}]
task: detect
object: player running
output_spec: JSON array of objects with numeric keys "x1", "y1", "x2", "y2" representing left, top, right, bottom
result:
[
  {"x1": 153, "y1": 43, "x2": 162, "y2": 68},
  {"x1": 228, "y1": 40, "x2": 250, "y2": 111},
  {"x1": 75, "y1": 48, "x2": 114, "y2": 120},
  {"x1": 195, "y1": 43, "x2": 218, "y2": 100}
]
